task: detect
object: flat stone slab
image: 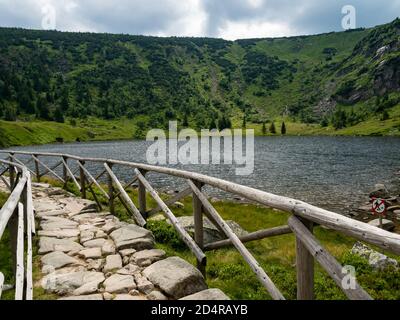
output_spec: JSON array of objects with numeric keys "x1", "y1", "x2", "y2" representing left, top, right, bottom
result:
[
  {"x1": 36, "y1": 209, "x2": 69, "y2": 218},
  {"x1": 41, "y1": 251, "x2": 80, "y2": 271},
  {"x1": 180, "y1": 289, "x2": 230, "y2": 300},
  {"x1": 83, "y1": 238, "x2": 107, "y2": 248},
  {"x1": 103, "y1": 274, "x2": 136, "y2": 293},
  {"x1": 103, "y1": 254, "x2": 122, "y2": 272},
  {"x1": 79, "y1": 248, "x2": 102, "y2": 259},
  {"x1": 58, "y1": 294, "x2": 103, "y2": 300},
  {"x1": 39, "y1": 237, "x2": 83, "y2": 254},
  {"x1": 102, "y1": 239, "x2": 116, "y2": 255},
  {"x1": 110, "y1": 225, "x2": 154, "y2": 250},
  {"x1": 117, "y1": 264, "x2": 141, "y2": 276},
  {"x1": 42, "y1": 270, "x2": 105, "y2": 295},
  {"x1": 131, "y1": 249, "x2": 166, "y2": 267},
  {"x1": 143, "y1": 257, "x2": 207, "y2": 299},
  {"x1": 34, "y1": 201, "x2": 63, "y2": 212},
  {"x1": 38, "y1": 229, "x2": 80, "y2": 238}
]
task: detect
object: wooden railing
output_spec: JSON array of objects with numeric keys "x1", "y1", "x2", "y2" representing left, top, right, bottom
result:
[
  {"x1": 0, "y1": 158, "x2": 34, "y2": 300},
  {"x1": 1, "y1": 150, "x2": 400, "y2": 300}
]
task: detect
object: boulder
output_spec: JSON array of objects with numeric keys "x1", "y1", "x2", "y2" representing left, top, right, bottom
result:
[
  {"x1": 103, "y1": 254, "x2": 122, "y2": 272},
  {"x1": 143, "y1": 257, "x2": 207, "y2": 299},
  {"x1": 367, "y1": 219, "x2": 395, "y2": 231},
  {"x1": 103, "y1": 274, "x2": 136, "y2": 293},
  {"x1": 41, "y1": 251, "x2": 80, "y2": 271},
  {"x1": 369, "y1": 184, "x2": 390, "y2": 199},
  {"x1": 173, "y1": 216, "x2": 247, "y2": 244},
  {"x1": 180, "y1": 289, "x2": 230, "y2": 300},
  {"x1": 369, "y1": 252, "x2": 398, "y2": 270},
  {"x1": 110, "y1": 225, "x2": 154, "y2": 250},
  {"x1": 131, "y1": 249, "x2": 166, "y2": 267},
  {"x1": 351, "y1": 242, "x2": 398, "y2": 270}
]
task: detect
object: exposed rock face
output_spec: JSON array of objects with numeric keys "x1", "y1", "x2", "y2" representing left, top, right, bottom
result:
[
  {"x1": 143, "y1": 257, "x2": 207, "y2": 299},
  {"x1": 180, "y1": 289, "x2": 231, "y2": 300},
  {"x1": 110, "y1": 225, "x2": 155, "y2": 250}
]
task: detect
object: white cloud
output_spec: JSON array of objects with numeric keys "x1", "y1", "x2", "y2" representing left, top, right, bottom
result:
[{"x1": 217, "y1": 19, "x2": 296, "y2": 40}]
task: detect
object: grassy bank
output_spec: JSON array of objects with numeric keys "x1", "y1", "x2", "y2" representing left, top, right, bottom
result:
[
  {"x1": 40, "y1": 177, "x2": 400, "y2": 300},
  {"x1": 1, "y1": 110, "x2": 400, "y2": 149}
]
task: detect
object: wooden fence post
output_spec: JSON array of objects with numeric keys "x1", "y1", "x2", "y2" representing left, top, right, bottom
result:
[
  {"x1": 79, "y1": 160, "x2": 86, "y2": 199},
  {"x1": 34, "y1": 155, "x2": 40, "y2": 182},
  {"x1": 296, "y1": 217, "x2": 314, "y2": 300},
  {"x1": 138, "y1": 169, "x2": 147, "y2": 219},
  {"x1": 62, "y1": 156, "x2": 68, "y2": 189},
  {"x1": 107, "y1": 163, "x2": 115, "y2": 214},
  {"x1": 192, "y1": 180, "x2": 206, "y2": 277},
  {"x1": 9, "y1": 153, "x2": 15, "y2": 189}
]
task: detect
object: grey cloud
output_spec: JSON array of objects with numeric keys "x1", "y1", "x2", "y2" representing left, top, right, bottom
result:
[{"x1": 0, "y1": 0, "x2": 399, "y2": 39}]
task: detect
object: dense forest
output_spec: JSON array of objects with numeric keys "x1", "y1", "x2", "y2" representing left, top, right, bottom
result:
[{"x1": 0, "y1": 18, "x2": 399, "y2": 132}]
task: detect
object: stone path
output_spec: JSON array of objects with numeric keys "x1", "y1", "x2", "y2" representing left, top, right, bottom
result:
[{"x1": 0, "y1": 181, "x2": 229, "y2": 300}]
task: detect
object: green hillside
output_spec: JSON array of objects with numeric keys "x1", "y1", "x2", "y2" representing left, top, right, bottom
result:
[{"x1": 0, "y1": 18, "x2": 399, "y2": 146}]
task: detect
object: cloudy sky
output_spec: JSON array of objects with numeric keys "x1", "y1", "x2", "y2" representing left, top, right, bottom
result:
[{"x1": 0, "y1": 0, "x2": 399, "y2": 40}]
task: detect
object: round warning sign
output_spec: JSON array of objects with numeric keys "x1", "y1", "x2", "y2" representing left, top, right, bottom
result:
[{"x1": 371, "y1": 198, "x2": 386, "y2": 215}]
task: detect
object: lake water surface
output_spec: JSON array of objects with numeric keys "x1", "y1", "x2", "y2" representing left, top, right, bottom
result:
[{"x1": 7, "y1": 136, "x2": 400, "y2": 215}]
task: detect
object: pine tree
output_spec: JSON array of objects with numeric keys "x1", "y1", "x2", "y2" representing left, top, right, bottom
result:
[
  {"x1": 269, "y1": 121, "x2": 276, "y2": 134},
  {"x1": 262, "y1": 122, "x2": 267, "y2": 135},
  {"x1": 281, "y1": 121, "x2": 286, "y2": 135},
  {"x1": 54, "y1": 107, "x2": 65, "y2": 123},
  {"x1": 209, "y1": 118, "x2": 217, "y2": 130}
]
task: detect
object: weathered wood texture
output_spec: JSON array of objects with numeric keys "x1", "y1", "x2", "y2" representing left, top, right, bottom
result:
[
  {"x1": 135, "y1": 169, "x2": 206, "y2": 264},
  {"x1": 104, "y1": 164, "x2": 146, "y2": 226},
  {"x1": 204, "y1": 225, "x2": 292, "y2": 251},
  {"x1": 288, "y1": 215, "x2": 372, "y2": 300},
  {"x1": 188, "y1": 179, "x2": 285, "y2": 300}
]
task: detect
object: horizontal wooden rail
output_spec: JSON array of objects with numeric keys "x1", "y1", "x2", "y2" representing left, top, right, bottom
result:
[
  {"x1": 2, "y1": 150, "x2": 399, "y2": 255},
  {"x1": 1, "y1": 150, "x2": 400, "y2": 301},
  {"x1": 204, "y1": 225, "x2": 292, "y2": 251}
]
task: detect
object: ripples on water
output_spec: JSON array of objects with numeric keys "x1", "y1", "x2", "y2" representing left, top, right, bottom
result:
[{"x1": 7, "y1": 136, "x2": 400, "y2": 215}]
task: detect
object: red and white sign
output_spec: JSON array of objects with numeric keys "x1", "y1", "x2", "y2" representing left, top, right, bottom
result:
[{"x1": 371, "y1": 198, "x2": 387, "y2": 215}]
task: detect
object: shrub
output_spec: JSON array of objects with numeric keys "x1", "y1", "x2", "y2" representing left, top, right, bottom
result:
[{"x1": 147, "y1": 220, "x2": 186, "y2": 250}]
